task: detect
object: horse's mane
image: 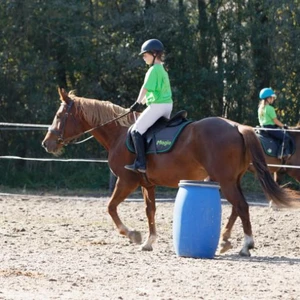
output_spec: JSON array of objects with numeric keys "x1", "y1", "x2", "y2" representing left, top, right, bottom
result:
[{"x1": 68, "y1": 91, "x2": 134, "y2": 127}]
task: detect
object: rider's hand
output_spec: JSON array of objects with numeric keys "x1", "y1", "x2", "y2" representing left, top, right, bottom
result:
[
  {"x1": 283, "y1": 124, "x2": 289, "y2": 129},
  {"x1": 129, "y1": 102, "x2": 139, "y2": 112}
]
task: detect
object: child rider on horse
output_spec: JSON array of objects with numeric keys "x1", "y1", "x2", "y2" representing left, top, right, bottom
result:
[
  {"x1": 258, "y1": 87, "x2": 290, "y2": 159},
  {"x1": 125, "y1": 39, "x2": 173, "y2": 173}
]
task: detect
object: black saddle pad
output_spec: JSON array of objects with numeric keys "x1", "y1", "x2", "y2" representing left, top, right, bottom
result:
[
  {"x1": 126, "y1": 110, "x2": 193, "y2": 154},
  {"x1": 255, "y1": 130, "x2": 295, "y2": 157}
]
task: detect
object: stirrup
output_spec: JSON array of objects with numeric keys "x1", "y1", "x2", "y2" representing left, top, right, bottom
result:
[
  {"x1": 124, "y1": 163, "x2": 139, "y2": 173},
  {"x1": 124, "y1": 163, "x2": 146, "y2": 173},
  {"x1": 137, "y1": 167, "x2": 146, "y2": 173}
]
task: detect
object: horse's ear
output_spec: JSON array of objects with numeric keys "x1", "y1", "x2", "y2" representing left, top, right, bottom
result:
[{"x1": 57, "y1": 87, "x2": 69, "y2": 103}]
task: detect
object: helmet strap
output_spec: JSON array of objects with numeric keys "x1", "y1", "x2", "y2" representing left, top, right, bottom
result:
[{"x1": 151, "y1": 53, "x2": 156, "y2": 66}]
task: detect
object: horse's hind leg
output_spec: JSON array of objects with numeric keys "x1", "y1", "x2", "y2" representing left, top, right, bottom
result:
[
  {"x1": 269, "y1": 172, "x2": 278, "y2": 209},
  {"x1": 140, "y1": 186, "x2": 157, "y2": 251},
  {"x1": 208, "y1": 176, "x2": 237, "y2": 253},
  {"x1": 108, "y1": 179, "x2": 142, "y2": 245},
  {"x1": 221, "y1": 183, "x2": 254, "y2": 256},
  {"x1": 220, "y1": 206, "x2": 238, "y2": 253}
]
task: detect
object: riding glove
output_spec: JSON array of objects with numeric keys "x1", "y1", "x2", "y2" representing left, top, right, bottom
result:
[{"x1": 130, "y1": 102, "x2": 139, "y2": 112}]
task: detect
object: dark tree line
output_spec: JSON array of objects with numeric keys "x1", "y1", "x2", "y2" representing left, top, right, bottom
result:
[{"x1": 0, "y1": 0, "x2": 299, "y2": 189}]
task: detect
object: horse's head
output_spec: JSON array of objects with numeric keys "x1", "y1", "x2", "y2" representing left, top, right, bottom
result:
[{"x1": 42, "y1": 87, "x2": 84, "y2": 155}]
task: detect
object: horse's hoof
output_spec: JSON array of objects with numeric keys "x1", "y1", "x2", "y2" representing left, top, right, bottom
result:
[
  {"x1": 239, "y1": 249, "x2": 251, "y2": 257},
  {"x1": 269, "y1": 200, "x2": 281, "y2": 211},
  {"x1": 219, "y1": 241, "x2": 233, "y2": 253},
  {"x1": 128, "y1": 230, "x2": 142, "y2": 244},
  {"x1": 140, "y1": 244, "x2": 153, "y2": 251}
]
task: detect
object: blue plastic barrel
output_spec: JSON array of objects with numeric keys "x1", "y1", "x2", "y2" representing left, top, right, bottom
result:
[{"x1": 173, "y1": 180, "x2": 221, "y2": 258}]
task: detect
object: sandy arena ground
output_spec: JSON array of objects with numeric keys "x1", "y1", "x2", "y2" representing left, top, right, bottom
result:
[{"x1": 0, "y1": 192, "x2": 300, "y2": 300}]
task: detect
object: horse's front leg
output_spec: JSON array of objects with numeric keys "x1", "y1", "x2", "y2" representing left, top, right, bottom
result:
[
  {"x1": 107, "y1": 179, "x2": 142, "y2": 245},
  {"x1": 140, "y1": 186, "x2": 157, "y2": 251}
]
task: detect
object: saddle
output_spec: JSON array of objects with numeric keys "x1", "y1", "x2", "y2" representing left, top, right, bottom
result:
[
  {"x1": 126, "y1": 110, "x2": 193, "y2": 154},
  {"x1": 255, "y1": 128, "x2": 295, "y2": 158}
]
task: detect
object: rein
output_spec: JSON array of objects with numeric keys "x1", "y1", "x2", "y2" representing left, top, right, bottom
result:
[
  {"x1": 49, "y1": 100, "x2": 132, "y2": 146},
  {"x1": 69, "y1": 110, "x2": 132, "y2": 145}
]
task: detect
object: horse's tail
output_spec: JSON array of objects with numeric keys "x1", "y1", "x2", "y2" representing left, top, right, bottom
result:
[{"x1": 237, "y1": 124, "x2": 293, "y2": 208}]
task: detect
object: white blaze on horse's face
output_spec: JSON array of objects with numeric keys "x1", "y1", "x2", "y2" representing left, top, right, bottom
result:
[
  {"x1": 42, "y1": 102, "x2": 68, "y2": 155},
  {"x1": 49, "y1": 103, "x2": 65, "y2": 134}
]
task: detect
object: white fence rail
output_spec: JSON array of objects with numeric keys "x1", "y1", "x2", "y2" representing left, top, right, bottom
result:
[
  {"x1": 0, "y1": 156, "x2": 108, "y2": 163},
  {"x1": 0, "y1": 122, "x2": 108, "y2": 163},
  {"x1": 0, "y1": 122, "x2": 299, "y2": 168}
]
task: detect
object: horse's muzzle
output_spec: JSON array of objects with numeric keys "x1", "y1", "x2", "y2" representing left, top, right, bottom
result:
[
  {"x1": 41, "y1": 139, "x2": 57, "y2": 153},
  {"x1": 41, "y1": 140, "x2": 51, "y2": 152}
]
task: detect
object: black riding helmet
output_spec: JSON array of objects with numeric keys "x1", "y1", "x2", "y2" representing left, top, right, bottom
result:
[{"x1": 139, "y1": 39, "x2": 164, "y2": 55}]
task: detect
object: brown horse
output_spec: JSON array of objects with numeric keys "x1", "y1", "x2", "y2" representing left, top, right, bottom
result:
[
  {"x1": 42, "y1": 88, "x2": 293, "y2": 257},
  {"x1": 246, "y1": 128, "x2": 300, "y2": 184},
  {"x1": 263, "y1": 128, "x2": 300, "y2": 183},
  {"x1": 251, "y1": 128, "x2": 300, "y2": 207}
]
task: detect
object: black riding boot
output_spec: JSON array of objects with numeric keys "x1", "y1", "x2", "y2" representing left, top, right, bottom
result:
[{"x1": 125, "y1": 131, "x2": 146, "y2": 173}]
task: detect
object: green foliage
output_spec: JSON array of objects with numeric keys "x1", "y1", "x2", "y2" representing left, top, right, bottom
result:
[{"x1": 0, "y1": 159, "x2": 111, "y2": 191}]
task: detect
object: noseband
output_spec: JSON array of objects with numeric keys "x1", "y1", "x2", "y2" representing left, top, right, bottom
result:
[{"x1": 48, "y1": 100, "x2": 80, "y2": 145}]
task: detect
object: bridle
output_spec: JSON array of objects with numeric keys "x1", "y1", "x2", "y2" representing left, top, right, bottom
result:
[
  {"x1": 48, "y1": 100, "x2": 81, "y2": 146},
  {"x1": 48, "y1": 100, "x2": 132, "y2": 146}
]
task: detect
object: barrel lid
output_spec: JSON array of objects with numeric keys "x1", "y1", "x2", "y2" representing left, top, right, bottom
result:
[{"x1": 178, "y1": 180, "x2": 220, "y2": 189}]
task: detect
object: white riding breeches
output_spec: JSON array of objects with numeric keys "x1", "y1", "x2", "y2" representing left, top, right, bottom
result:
[{"x1": 132, "y1": 103, "x2": 173, "y2": 135}]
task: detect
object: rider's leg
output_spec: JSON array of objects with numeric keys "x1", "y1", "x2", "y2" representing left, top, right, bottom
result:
[
  {"x1": 125, "y1": 130, "x2": 146, "y2": 173},
  {"x1": 124, "y1": 103, "x2": 172, "y2": 173}
]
